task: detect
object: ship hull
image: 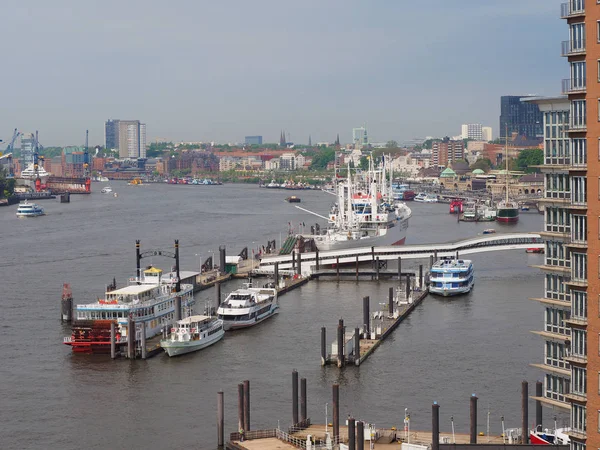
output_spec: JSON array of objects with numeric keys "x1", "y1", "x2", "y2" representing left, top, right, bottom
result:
[
  {"x1": 160, "y1": 330, "x2": 224, "y2": 357},
  {"x1": 222, "y1": 306, "x2": 279, "y2": 330},
  {"x1": 313, "y1": 219, "x2": 408, "y2": 251},
  {"x1": 496, "y1": 207, "x2": 519, "y2": 223}
]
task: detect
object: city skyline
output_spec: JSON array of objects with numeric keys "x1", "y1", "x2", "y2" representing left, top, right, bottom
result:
[{"x1": 1, "y1": 0, "x2": 562, "y2": 146}]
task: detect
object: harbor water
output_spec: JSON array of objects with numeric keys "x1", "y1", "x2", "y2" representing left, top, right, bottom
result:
[{"x1": 1, "y1": 184, "x2": 554, "y2": 449}]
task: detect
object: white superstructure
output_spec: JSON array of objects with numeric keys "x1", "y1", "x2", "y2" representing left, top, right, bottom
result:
[
  {"x1": 160, "y1": 315, "x2": 224, "y2": 357},
  {"x1": 16, "y1": 201, "x2": 45, "y2": 217},
  {"x1": 429, "y1": 258, "x2": 474, "y2": 297},
  {"x1": 216, "y1": 282, "x2": 278, "y2": 330}
]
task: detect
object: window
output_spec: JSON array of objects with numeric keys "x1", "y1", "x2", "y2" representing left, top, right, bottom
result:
[
  {"x1": 545, "y1": 307, "x2": 570, "y2": 335},
  {"x1": 572, "y1": 367, "x2": 587, "y2": 396},
  {"x1": 571, "y1": 176, "x2": 586, "y2": 204},
  {"x1": 571, "y1": 290, "x2": 587, "y2": 319},
  {"x1": 546, "y1": 341, "x2": 569, "y2": 369},
  {"x1": 572, "y1": 329, "x2": 586, "y2": 357},
  {"x1": 572, "y1": 215, "x2": 587, "y2": 243},
  {"x1": 570, "y1": 138, "x2": 586, "y2": 166},
  {"x1": 545, "y1": 173, "x2": 570, "y2": 199},
  {"x1": 571, "y1": 100, "x2": 586, "y2": 129},
  {"x1": 545, "y1": 207, "x2": 570, "y2": 233},
  {"x1": 572, "y1": 404, "x2": 586, "y2": 433},
  {"x1": 545, "y1": 373, "x2": 567, "y2": 402},
  {"x1": 570, "y1": 23, "x2": 585, "y2": 50},
  {"x1": 571, "y1": 252, "x2": 587, "y2": 281},
  {"x1": 570, "y1": 442, "x2": 585, "y2": 450},
  {"x1": 545, "y1": 274, "x2": 570, "y2": 301},
  {"x1": 546, "y1": 241, "x2": 570, "y2": 268}
]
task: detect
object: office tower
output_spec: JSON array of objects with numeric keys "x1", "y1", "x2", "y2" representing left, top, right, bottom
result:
[
  {"x1": 499, "y1": 95, "x2": 543, "y2": 139},
  {"x1": 245, "y1": 136, "x2": 263, "y2": 145},
  {"x1": 105, "y1": 119, "x2": 120, "y2": 151},
  {"x1": 117, "y1": 120, "x2": 146, "y2": 159}
]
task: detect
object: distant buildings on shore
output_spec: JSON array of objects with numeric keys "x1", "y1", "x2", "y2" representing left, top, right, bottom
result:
[
  {"x1": 104, "y1": 119, "x2": 146, "y2": 159},
  {"x1": 499, "y1": 95, "x2": 542, "y2": 140}
]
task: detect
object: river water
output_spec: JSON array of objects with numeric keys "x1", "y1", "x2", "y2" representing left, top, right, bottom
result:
[{"x1": 1, "y1": 183, "x2": 555, "y2": 449}]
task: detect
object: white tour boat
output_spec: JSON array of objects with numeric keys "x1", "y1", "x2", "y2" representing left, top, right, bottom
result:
[
  {"x1": 216, "y1": 282, "x2": 278, "y2": 330},
  {"x1": 64, "y1": 266, "x2": 195, "y2": 353},
  {"x1": 16, "y1": 201, "x2": 45, "y2": 217},
  {"x1": 101, "y1": 186, "x2": 113, "y2": 194},
  {"x1": 414, "y1": 192, "x2": 428, "y2": 202},
  {"x1": 160, "y1": 315, "x2": 224, "y2": 357},
  {"x1": 429, "y1": 258, "x2": 474, "y2": 297},
  {"x1": 422, "y1": 194, "x2": 438, "y2": 203}
]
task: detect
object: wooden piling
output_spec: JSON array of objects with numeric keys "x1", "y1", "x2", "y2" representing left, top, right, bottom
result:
[
  {"x1": 140, "y1": 323, "x2": 147, "y2": 359},
  {"x1": 405, "y1": 275, "x2": 410, "y2": 300},
  {"x1": 354, "y1": 327, "x2": 360, "y2": 366},
  {"x1": 434, "y1": 250, "x2": 438, "y2": 262},
  {"x1": 243, "y1": 380, "x2": 250, "y2": 431},
  {"x1": 217, "y1": 391, "x2": 224, "y2": 448},
  {"x1": 110, "y1": 321, "x2": 116, "y2": 359},
  {"x1": 522, "y1": 381, "x2": 529, "y2": 443},
  {"x1": 535, "y1": 380, "x2": 542, "y2": 428},
  {"x1": 456, "y1": 250, "x2": 459, "y2": 260},
  {"x1": 429, "y1": 254, "x2": 434, "y2": 269},
  {"x1": 419, "y1": 265, "x2": 423, "y2": 288},
  {"x1": 274, "y1": 262, "x2": 279, "y2": 287},
  {"x1": 397, "y1": 257, "x2": 402, "y2": 281},
  {"x1": 348, "y1": 417, "x2": 356, "y2": 450},
  {"x1": 332, "y1": 384, "x2": 340, "y2": 444},
  {"x1": 297, "y1": 251, "x2": 302, "y2": 276},
  {"x1": 315, "y1": 249, "x2": 320, "y2": 271},
  {"x1": 357, "y1": 421, "x2": 364, "y2": 450},
  {"x1": 388, "y1": 287, "x2": 394, "y2": 315},
  {"x1": 127, "y1": 319, "x2": 135, "y2": 359},
  {"x1": 470, "y1": 394, "x2": 477, "y2": 443},
  {"x1": 337, "y1": 319, "x2": 345, "y2": 368},
  {"x1": 215, "y1": 281, "x2": 221, "y2": 306},
  {"x1": 300, "y1": 377, "x2": 307, "y2": 422},
  {"x1": 292, "y1": 250, "x2": 296, "y2": 272},
  {"x1": 336, "y1": 257, "x2": 340, "y2": 281},
  {"x1": 375, "y1": 257, "x2": 380, "y2": 280},
  {"x1": 432, "y1": 402, "x2": 440, "y2": 450},
  {"x1": 238, "y1": 383, "x2": 245, "y2": 433},
  {"x1": 355, "y1": 256, "x2": 359, "y2": 281},
  {"x1": 292, "y1": 370, "x2": 299, "y2": 425},
  {"x1": 321, "y1": 327, "x2": 327, "y2": 365},
  {"x1": 363, "y1": 296, "x2": 370, "y2": 337}
]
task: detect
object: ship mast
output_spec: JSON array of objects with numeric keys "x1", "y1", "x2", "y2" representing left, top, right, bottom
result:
[{"x1": 504, "y1": 125, "x2": 509, "y2": 204}]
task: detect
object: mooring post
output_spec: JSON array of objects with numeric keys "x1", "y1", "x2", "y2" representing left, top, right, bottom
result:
[
  {"x1": 348, "y1": 417, "x2": 356, "y2": 450},
  {"x1": 321, "y1": 327, "x2": 327, "y2": 365},
  {"x1": 332, "y1": 384, "x2": 340, "y2": 444},
  {"x1": 470, "y1": 394, "x2": 478, "y2": 443},
  {"x1": 354, "y1": 327, "x2": 360, "y2": 366},
  {"x1": 292, "y1": 250, "x2": 296, "y2": 272},
  {"x1": 292, "y1": 370, "x2": 299, "y2": 425},
  {"x1": 429, "y1": 254, "x2": 434, "y2": 269},
  {"x1": 375, "y1": 256, "x2": 380, "y2": 280},
  {"x1": 297, "y1": 251, "x2": 302, "y2": 276},
  {"x1": 363, "y1": 296, "x2": 370, "y2": 337},
  {"x1": 140, "y1": 323, "x2": 147, "y2": 360},
  {"x1": 419, "y1": 265, "x2": 423, "y2": 288},
  {"x1": 243, "y1": 380, "x2": 250, "y2": 431},
  {"x1": 110, "y1": 321, "x2": 116, "y2": 359},
  {"x1": 535, "y1": 380, "x2": 543, "y2": 428},
  {"x1": 274, "y1": 262, "x2": 279, "y2": 288},
  {"x1": 336, "y1": 256, "x2": 340, "y2": 281},
  {"x1": 217, "y1": 391, "x2": 224, "y2": 448},
  {"x1": 337, "y1": 318, "x2": 345, "y2": 367},
  {"x1": 357, "y1": 421, "x2": 364, "y2": 450},
  {"x1": 300, "y1": 377, "x2": 307, "y2": 422},
  {"x1": 432, "y1": 402, "x2": 440, "y2": 450},
  {"x1": 405, "y1": 275, "x2": 411, "y2": 300},
  {"x1": 397, "y1": 256, "x2": 402, "y2": 281},
  {"x1": 388, "y1": 287, "x2": 394, "y2": 315},
  {"x1": 238, "y1": 383, "x2": 245, "y2": 433},
  {"x1": 434, "y1": 250, "x2": 438, "y2": 262},
  {"x1": 127, "y1": 318, "x2": 135, "y2": 359},
  {"x1": 522, "y1": 381, "x2": 529, "y2": 443},
  {"x1": 215, "y1": 281, "x2": 221, "y2": 306},
  {"x1": 315, "y1": 249, "x2": 320, "y2": 272},
  {"x1": 175, "y1": 296, "x2": 182, "y2": 321},
  {"x1": 356, "y1": 255, "x2": 359, "y2": 281},
  {"x1": 456, "y1": 250, "x2": 459, "y2": 260}
]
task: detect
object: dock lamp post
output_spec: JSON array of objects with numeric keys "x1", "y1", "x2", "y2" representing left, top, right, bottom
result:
[
  {"x1": 209, "y1": 250, "x2": 215, "y2": 270},
  {"x1": 404, "y1": 408, "x2": 410, "y2": 444},
  {"x1": 195, "y1": 253, "x2": 201, "y2": 273}
]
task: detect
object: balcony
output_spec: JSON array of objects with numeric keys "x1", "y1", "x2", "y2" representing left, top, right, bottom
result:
[
  {"x1": 562, "y1": 78, "x2": 586, "y2": 94},
  {"x1": 561, "y1": 39, "x2": 586, "y2": 56},
  {"x1": 561, "y1": 2, "x2": 585, "y2": 18}
]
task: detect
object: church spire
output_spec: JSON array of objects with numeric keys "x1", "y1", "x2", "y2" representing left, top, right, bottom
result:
[
  {"x1": 308, "y1": 135, "x2": 312, "y2": 146},
  {"x1": 335, "y1": 133, "x2": 340, "y2": 147},
  {"x1": 280, "y1": 130, "x2": 287, "y2": 147}
]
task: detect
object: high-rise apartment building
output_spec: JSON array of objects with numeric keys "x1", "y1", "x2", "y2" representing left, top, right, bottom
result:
[
  {"x1": 19, "y1": 132, "x2": 35, "y2": 166},
  {"x1": 105, "y1": 119, "x2": 120, "y2": 151},
  {"x1": 117, "y1": 120, "x2": 146, "y2": 159},
  {"x1": 482, "y1": 126, "x2": 493, "y2": 142},
  {"x1": 500, "y1": 95, "x2": 543, "y2": 139},
  {"x1": 530, "y1": 3, "x2": 592, "y2": 450},
  {"x1": 431, "y1": 138, "x2": 464, "y2": 167},
  {"x1": 461, "y1": 124, "x2": 483, "y2": 140}
]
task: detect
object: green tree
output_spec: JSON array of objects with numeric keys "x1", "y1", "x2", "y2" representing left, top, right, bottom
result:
[
  {"x1": 386, "y1": 140, "x2": 399, "y2": 148},
  {"x1": 516, "y1": 149, "x2": 543, "y2": 173},
  {"x1": 0, "y1": 166, "x2": 16, "y2": 198},
  {"x1": 469, "y1": 158, "x2": 492, "y2": 172},
  {"x1": 147, "y1": 142, "x2": 173, "y2": 158},
  {"x1": 359, "y1": 156, "x2": 369, "y2": 170},
  {"x1": 309, "y1": 147, "x2": 336, "y2": 170}
]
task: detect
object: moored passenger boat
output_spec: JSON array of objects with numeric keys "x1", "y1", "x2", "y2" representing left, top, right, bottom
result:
[
  {"x1": 216, "y1": 282, "x2": 278, "y2": 330},
  {"x1": 160, "y1": 315, "x2": 224, "y2": 357},
  {"x1": 63, "y1": 266, "x2": 195, "y2": 353},
  {"x1": 16, "y1": 201, "x2": 45, "y2": 217},
  {"x1": 429, "y1": 258, "x2": 474, "y2": 297}
]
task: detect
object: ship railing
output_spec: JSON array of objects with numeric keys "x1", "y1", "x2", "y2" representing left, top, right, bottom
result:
[{"x1": 63, "y1": 336, "x2": 72, "y2": 343}]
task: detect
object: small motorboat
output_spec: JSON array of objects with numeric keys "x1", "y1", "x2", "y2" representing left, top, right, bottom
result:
[
  {"x1": 530, "y1": 424, "x2": 570, "y2": 445},
  {"x1": 526, "y1": 248, "x2": 544, "y2": 254},
  {"x1": 286, "y1": 196, "x2": 301, "y2": 203},
  {"x1": 16, "y1": 201, "x2": 45, "y2": 217},
  {"x1": 101, "y1": 186, "x2": 113, "y2": 194},
  {"x1": 482, "y1": 229, "x2": 496, "y2": 234},
  {"x1": 521, "y1": 205, "x2": 530, "y2": 211}
]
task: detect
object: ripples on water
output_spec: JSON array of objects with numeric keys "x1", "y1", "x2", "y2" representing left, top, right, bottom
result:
[{"x1": 0, "y1": 184, "x2": 558, "y2": 449}]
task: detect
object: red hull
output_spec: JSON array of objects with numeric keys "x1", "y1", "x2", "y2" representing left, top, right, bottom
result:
[
  {"x1": 530, "y1": 432, "x2": 553, "y2": 445},
  {"x1": 496, "y1": 216, "x2": 519, "y2": 223},
  {"x1": 392, "y1": 237, "x2": 406, "y2": 246}
]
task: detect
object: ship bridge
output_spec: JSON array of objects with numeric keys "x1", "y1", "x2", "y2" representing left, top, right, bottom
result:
[{"x1": 258, "y1": 232, "x2": 542, "y2": 275}]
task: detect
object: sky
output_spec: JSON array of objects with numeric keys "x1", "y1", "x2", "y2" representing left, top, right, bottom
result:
[{"x1": 1, "y1": 0, "x2": 564, "y2": 147}]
